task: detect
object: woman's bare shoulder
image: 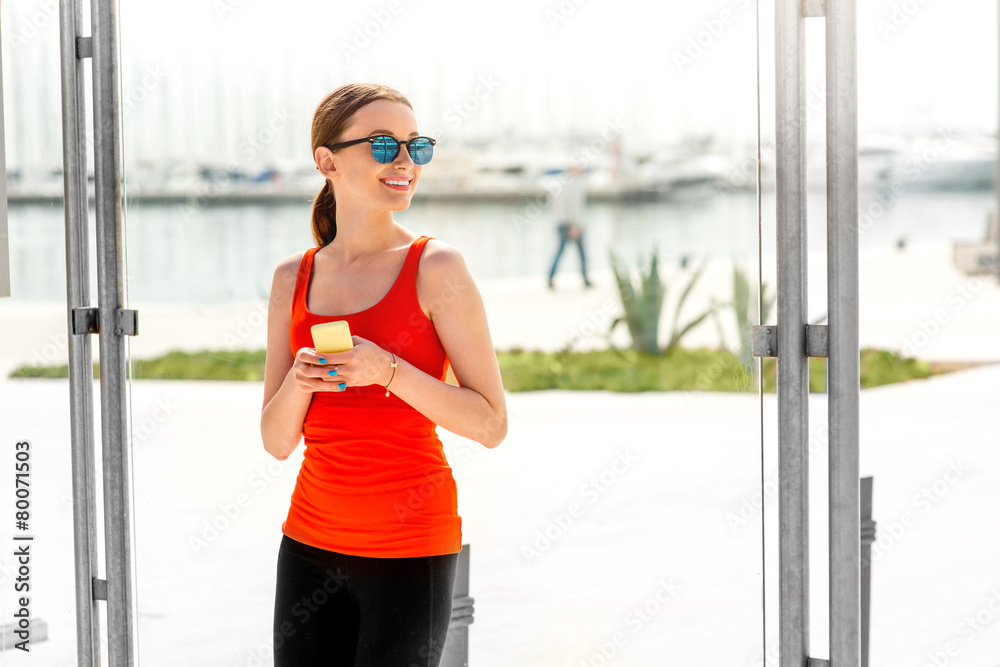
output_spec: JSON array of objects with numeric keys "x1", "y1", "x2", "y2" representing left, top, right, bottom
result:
[
  {"x1": 268, "y1": 249, "x2": 310, "y2": 312},
  {"x1": 415, "y1": 238, "x2": 479, "y2": 321},
  {"x1": 272, "y1": 249, "x2": 309, "y2": 284},
  {"x1": 419, "y1": 237, "x2": 467, "y2": 274}
]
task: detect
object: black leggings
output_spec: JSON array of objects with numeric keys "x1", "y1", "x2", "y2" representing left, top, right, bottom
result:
[{"x1": 272, "y1": 535, "x2": 459, "y2": 667}]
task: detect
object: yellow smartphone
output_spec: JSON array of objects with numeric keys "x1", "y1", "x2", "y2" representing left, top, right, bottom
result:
[{"x1": 310, "y1": 321, "x2": 354, "y2": 354}]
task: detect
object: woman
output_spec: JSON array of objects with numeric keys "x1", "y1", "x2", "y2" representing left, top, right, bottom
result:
[{"x1": 260, "y1": 83, "x2": 507, "y2": 666}]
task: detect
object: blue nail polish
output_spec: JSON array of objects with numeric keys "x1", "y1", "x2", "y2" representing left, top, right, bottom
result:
[
  {"x1": 337, "y1": 382, "x2": 346, "y2": 391},
  {"x1": 318, "y1": 357, "x2": 326, "y2": 364},
  {"x1": 328, "y1": 369, "x2": 337, "y2": 376}
]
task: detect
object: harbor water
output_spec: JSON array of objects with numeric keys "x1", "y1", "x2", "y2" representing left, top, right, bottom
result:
[{"x1": 5, "y1": 189, "x2": 995, "y2": 304}]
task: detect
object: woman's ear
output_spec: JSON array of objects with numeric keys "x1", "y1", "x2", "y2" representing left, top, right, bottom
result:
[{"x1": 315, "y1": 146, "x2": 337, "y2": 179}]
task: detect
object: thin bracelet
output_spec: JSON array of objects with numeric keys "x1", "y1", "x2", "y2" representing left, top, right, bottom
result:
[{"x1": 384, "y1": 352, "x2": 398, "y2": 397}]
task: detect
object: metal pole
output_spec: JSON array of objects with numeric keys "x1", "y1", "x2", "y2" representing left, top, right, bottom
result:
[
  {"x1": 442, "y1": 544, "x2": 474, "y2": 667},
  {"x1": 860, "y1": 477, "x2": 875, "y2": 667},
  {"x1": 775, "y1": 0, "x2": 810, "y2": 664},
  {"x1": 91, "y1": 0, "x2": 139, "y2": 663},
  {"x1": 58, "y1": 0, "x2": 102, "y2": 663},
  {"x1": 827, "y1": 0, "x2": 861, "y2": 663}
]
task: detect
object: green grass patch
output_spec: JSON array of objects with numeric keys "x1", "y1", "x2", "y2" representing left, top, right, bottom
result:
[
  {"x1": 10, "y1": 349, "x2": 268, "y2": 382},
  {"x1": 10, "y1": 363, "x2": 77, "y2": 379},
  {"x1": 10, "y1": 345, "x2": 942, "y2": 392},
  {"x1": 497, "y1": 347, "x2": 753, "y2": 392},
  {"x1": 499, "y1": 346, "x2": 937, "y2": 393},
  {"x1": 756, "y1": 348, "x2": 935, "y2": 393}
]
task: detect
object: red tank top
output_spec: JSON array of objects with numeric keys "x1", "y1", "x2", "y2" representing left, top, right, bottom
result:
[{"x1": 281, "y1": 235, "x2": 462, "y2": 557}]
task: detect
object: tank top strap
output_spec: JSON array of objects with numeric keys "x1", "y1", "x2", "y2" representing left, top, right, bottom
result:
[
  {"x1": 292, "y1": 246, "x2": 319, "y2": 312},
  {"x1": 396, "y1": 235, "x2": 432, "y2": 293}
]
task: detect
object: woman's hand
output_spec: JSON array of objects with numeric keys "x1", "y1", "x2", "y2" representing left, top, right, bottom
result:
[{"x1": 291, "y1": 336, "x2": 393, "y2": 394}]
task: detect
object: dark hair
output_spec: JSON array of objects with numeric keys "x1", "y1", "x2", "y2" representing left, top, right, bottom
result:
[{"x1": 310, "y1": 83, "x2": 413, "y2": 247}]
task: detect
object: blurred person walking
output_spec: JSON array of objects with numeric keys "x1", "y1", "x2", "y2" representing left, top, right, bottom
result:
[
  {"x1": 260, "y1": 83, "x2": 507, "y2": 666},
  {"x1": 547, "y1": 163, "x2": 593, "y2": 289}
]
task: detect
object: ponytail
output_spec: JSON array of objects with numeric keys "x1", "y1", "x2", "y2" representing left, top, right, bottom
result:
[{"x1": 311, "y1": 180, "x2": 337, "y2": 247}]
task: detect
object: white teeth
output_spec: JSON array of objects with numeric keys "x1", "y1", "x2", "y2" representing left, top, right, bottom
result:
[{"x1": 383, "y1": 179, "x2": 409, "y2": 186}]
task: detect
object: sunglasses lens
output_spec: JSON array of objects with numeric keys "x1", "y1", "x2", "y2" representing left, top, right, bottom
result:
[
  {"x1": 370, "y1": 136, "x2": 398, "y2": 164},
  {"x1": 410, "y1": 138, "x2": 434, "y2": 165}
]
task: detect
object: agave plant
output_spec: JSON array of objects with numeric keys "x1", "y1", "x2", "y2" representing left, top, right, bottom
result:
[
  {"x1": 608, "y1": 247, "x2": 714, "y2": 355},
  {"x1": 710, "y1": 263, "x2": 776, "y2": 372},
  {"x1": 608, "y1": 248, "x2": 665, "y2": 355},
  {"x1": 663, "y1": 260, "x2": 714, "y2": 352}
]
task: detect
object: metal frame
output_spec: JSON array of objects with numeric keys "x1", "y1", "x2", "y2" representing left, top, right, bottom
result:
[
  {"x1": 860, "y1": 477, "x2": 875, "y2": 667},
  {"x1": 442, "y1": 544, "x2": 475, "y2": 667},
  {"x1": 91, "y1": 0, "x2": 140, "y2": 659},
  {"x1": 774, "y1": 0, "x2": 810, "y2": 660},
  {"x1": 825, "y1": 0, "x2": 861, "y2": 662},
  {"x1": 58, "y1": 1, "x2": 101, "y2": 663},
  {"x1": 764, "y1": 0, "x2": 860, "y2": 664},
  {"x1": 59, "y1": 0, "x2": 139, "y2": 663}
]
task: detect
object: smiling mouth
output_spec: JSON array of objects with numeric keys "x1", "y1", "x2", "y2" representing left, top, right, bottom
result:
[{"x1": 380, "y1": 178, "x2": 412, "y2": 191}]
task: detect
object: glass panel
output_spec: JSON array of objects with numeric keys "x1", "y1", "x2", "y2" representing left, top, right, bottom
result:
[
  {"x1": 755, "y1": 1, "x2": 780, "y2": 663},
  {"x1": 855, "y1": 3, "x2": 1000, "y2": 665},
  {"x1": 113, "y1": 2, "x2": 767, "y2": 665}
]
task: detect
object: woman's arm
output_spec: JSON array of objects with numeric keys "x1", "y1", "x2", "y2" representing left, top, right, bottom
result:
[
  {"x1": 392, "y1": 241, "x2": 507, "y2": 447},
  {"x1": 259, "y1": 253, "x2": 321, "y2": 461},
  {"x1": 319, "y1": 241, "x2": 508, "y2": 448}
]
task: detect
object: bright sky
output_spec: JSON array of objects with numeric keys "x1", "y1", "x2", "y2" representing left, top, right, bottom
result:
[{"x1": 2, "y1": 0, "x2": 997, "y2": 168}]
